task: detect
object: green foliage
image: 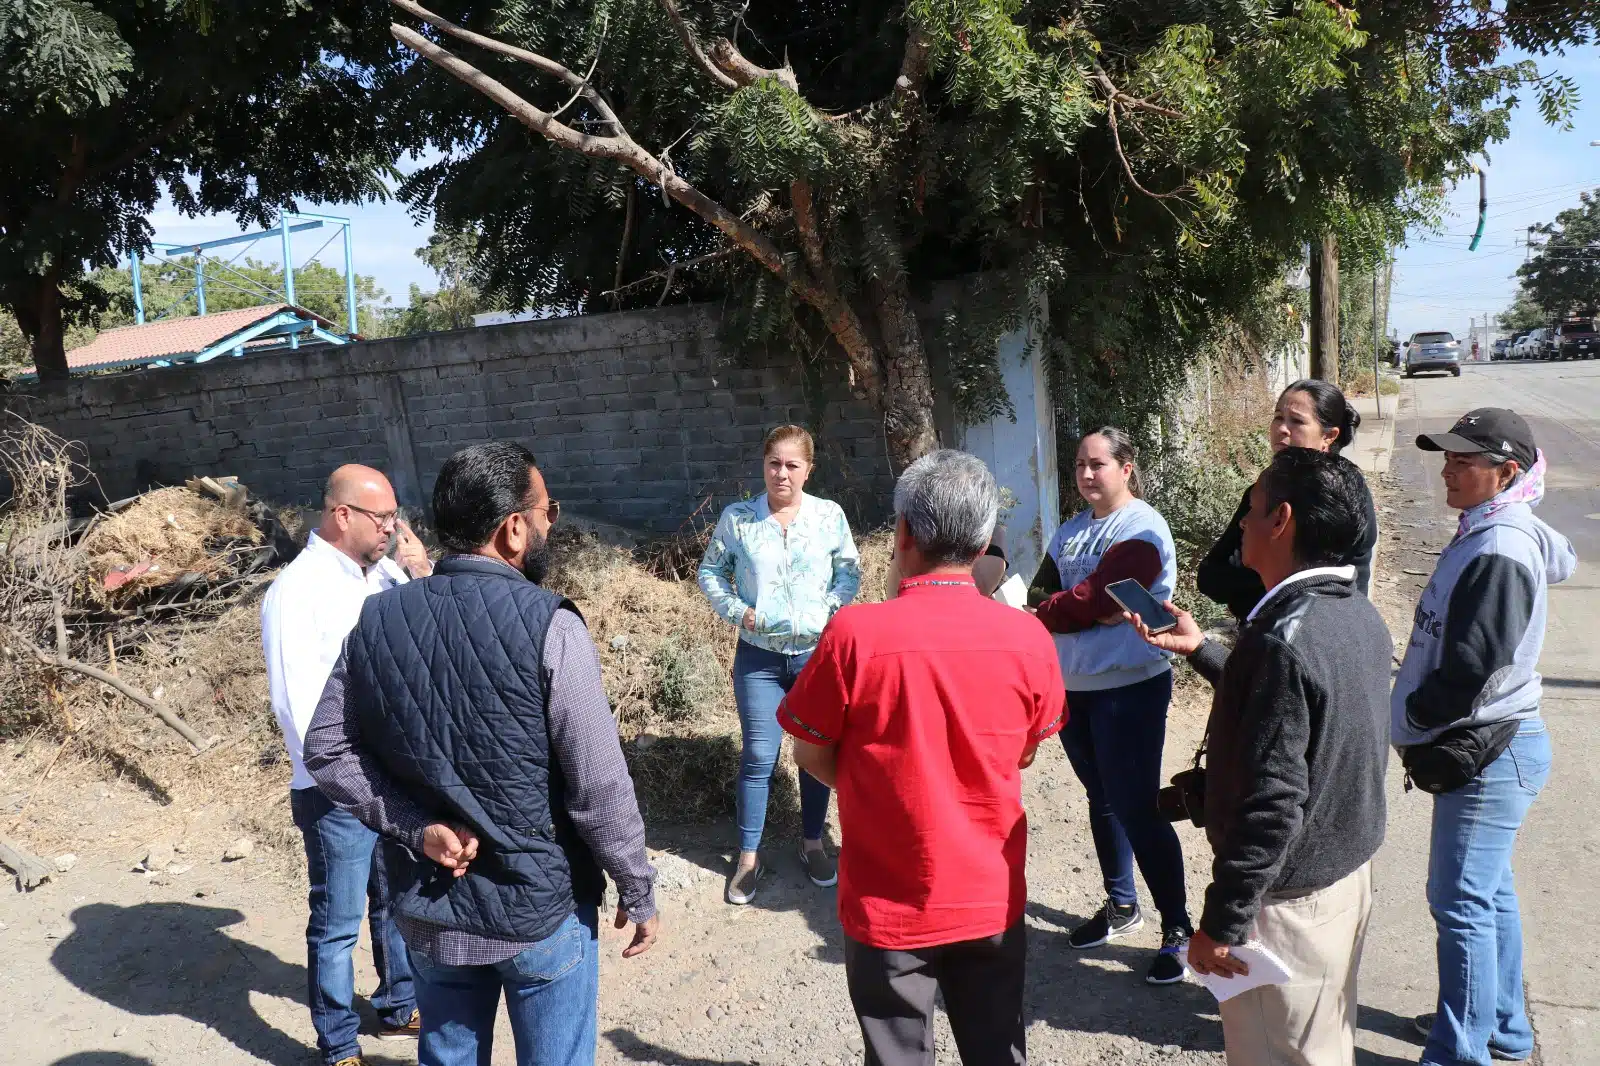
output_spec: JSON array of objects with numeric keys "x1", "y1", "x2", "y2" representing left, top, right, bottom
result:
[
  {"x1": 375, "y1": 227, "x2": 494, "y2": 337},
  {"x1": 385, "y1": 0, "x2": 1597, "y2": 440},
  {"x1": 1516, "y1": 190, "x2": 1600, "y2": 319},
  {"x1": 86, "y1": 257, "x2": 389, "y2": 336},
  {"x1": 0, "y1": 0, "x2": 399, "y2": 376},
  {"x1": 1499, "y1": 290, "x2": 1547, "y2": 334},
  {"x1": 649, "y1": 636, "x2": 721, "y2": 722}
]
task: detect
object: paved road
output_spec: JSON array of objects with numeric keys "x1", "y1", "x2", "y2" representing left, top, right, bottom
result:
[{"x1": 1359, "y1": 360, "x2": 1600, "y2": 1066}]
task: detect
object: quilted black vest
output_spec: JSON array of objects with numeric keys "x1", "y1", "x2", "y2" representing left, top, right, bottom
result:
[{"x1": 343, "y1": 554, "x2": 603, "y2": 942}]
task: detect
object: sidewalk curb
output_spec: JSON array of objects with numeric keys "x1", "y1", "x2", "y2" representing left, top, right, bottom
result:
[{"x1": 1350, "y1": 393, "x2": 1397, "y2": 476}]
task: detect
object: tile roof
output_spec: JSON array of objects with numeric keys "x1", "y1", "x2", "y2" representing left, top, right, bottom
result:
[{"x1": 65, "y1": 305, "x2": 293, "y2": 371}]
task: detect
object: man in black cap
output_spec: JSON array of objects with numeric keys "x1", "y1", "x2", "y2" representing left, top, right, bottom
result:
[{"x1": 1393, "y1": 408, "x2": 1577, "y2": 1066}]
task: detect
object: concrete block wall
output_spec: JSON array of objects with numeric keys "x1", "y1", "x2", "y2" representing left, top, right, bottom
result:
[{"x1": 3, "y1": 305, "x2": 895, "y2": 534}]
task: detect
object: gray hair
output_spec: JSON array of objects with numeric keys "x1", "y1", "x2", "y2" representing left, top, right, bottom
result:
[{"x1": 892, "y1": 449, "x2": 999, "y2": 566}]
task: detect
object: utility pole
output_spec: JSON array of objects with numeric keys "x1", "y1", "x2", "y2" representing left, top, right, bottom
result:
[
  {"x1": 1309, "y1": 234, "x2": 1341, "y2": 382},
  {"x1": 1371, "y1": 268, "x2": 1382, "y2": 419}
]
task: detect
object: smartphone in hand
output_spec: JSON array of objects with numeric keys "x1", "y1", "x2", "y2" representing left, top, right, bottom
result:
[{"x1": 1104, "y1": 579, "x2": 1179, "y2": 634}]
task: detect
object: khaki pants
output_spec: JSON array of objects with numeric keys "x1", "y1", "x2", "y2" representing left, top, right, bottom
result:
[{"x1": 1219, "y1": 862, "x2": 1374, "y2": 1066}]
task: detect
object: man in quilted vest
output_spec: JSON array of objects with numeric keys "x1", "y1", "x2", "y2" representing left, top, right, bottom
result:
[{"x1": 304, "y1": 441, "x2": 658, "y2": 1066}]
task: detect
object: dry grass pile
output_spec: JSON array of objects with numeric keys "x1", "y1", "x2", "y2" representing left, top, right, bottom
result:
[
  {"x1": 80, "y1": 486, "x2": 263, "y2": 606},
  {"x1": 544, "y1": 522, "x2": 893, "y2": 825}
]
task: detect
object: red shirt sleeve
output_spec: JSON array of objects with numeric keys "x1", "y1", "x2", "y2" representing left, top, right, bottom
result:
[
  {"x1": 1034, "y1": 538, "x2": 1163, "y2": 634},
  {"x1": 1029, "y1": 653, "x2": 1068, "y2": 743},
  {"x1": 779, "y1": 627, "x2": 850, "y2": 746}
]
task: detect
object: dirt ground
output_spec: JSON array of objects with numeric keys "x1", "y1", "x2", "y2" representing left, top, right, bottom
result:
[{"x1": 0, "y1": 476, "x2": 1428, "y2": 1066}]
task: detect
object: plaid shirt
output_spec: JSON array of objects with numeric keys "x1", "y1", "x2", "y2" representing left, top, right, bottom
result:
[{"x1": 304, "y1": 597, "x2": 656, "y2": 966}]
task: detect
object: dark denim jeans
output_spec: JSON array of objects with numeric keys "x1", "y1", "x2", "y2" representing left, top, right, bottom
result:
[
  {"x1": 1423, "y1": 724, "x2": 1552, "y2": 1066},
  {"x1": 290, "y1": 786, "x2": 416, "y2": 1065},
  {"x1": 410, "y1": 905, "x2": 600, "y2": 1066},
  {"x1": 732, "y1": 640, "x2": 831, "y2": 851},
  {"x1": 1060, "y1": 669, "x2": 1190, "y2": 930}
]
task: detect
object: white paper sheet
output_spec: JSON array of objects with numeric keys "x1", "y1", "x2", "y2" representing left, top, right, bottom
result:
[
  {"x1": 993, "y1": 573, "x2": 1029, "y2": 609},
  {"x1": 1195, "y1": 941, "x2": 1294, "y2": 1003}
]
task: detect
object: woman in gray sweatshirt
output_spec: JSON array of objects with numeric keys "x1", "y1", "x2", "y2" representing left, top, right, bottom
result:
[{"x1": 1393, "y1": 408, "x2": 1577, "y2": 1066}]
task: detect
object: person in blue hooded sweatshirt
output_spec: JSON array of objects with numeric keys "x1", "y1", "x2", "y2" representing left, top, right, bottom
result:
[{"x1": 1393, "y1": 408, "x2": 1577, "y2": 1066}]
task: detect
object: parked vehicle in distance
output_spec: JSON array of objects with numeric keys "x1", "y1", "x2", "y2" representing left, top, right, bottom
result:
[
  {"x1": 1514, "y1": 328, "x2": 1550, "y2": 360},
  {"x1": 1387, "y1": 338, "x2": 1402, "y2": 366},
  {"x1": 1492, "y1": 337, "x2": 1512, "y2": 360},
  {"x1": 1506, "y1": 331, "x2": 1530, "y2": 359},
  {"x1": 1404, "y1": 330, "x2": 1462, "y2": 377},
  {"x1": 1555, "y1": 320, "x2": 1598, "y2": 360}
]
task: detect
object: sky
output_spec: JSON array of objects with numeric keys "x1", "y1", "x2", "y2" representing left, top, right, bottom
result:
[
  {"x1": 143, "y1": 45, "x2": 1600, "y2": 335},
  {"x1": 1389, "y1": 46, "x2": 1600, "y2": 343},
  {"x1": 141, "y1": 160, "x2": 441, "y2": 315}
]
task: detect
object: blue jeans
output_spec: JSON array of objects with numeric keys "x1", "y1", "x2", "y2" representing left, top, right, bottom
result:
[
  {"x1": 1059, "y1": 670, "x2": 1190, "y2": 930},
  {"x1": 410, "y1": 905, "x2": 600, "y2": 1066},
  {"x1": 732, "y1": 640, "x2": 831, "y2": 852},
  {"x1": 1422, "y1": 724, "x2": 1552, "y2": 1066},
  {"x1": 290, "y1": 786, "x2": 416, "y2": 1065}
]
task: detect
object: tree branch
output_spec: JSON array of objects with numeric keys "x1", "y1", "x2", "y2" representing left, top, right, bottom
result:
[
  {"x1": 11, "y1": 622, "x2": 209, "y2": 753},
  {"x1": 612, "y1": 182, "x2": 638, "y2": 304},
  {"x1": 894, "y1": 25, "x2": 933, "y2": 108},
  {"x1": 657, "y1": 0, "x2": 738, "y2": 90},
  {"x1": 1091, "y1": 66, "x2": 1185, "y2": 119},
  {"x1": 392, "y1": 24, "x2": 628, "y2": 158},
  {"x1": 389, "y1": 0, "x2": 621, "y2": 132},
  {"x1": 788, "y1": 179, "x2": 830, "y2": 278},
  {"x1": 709, "y1": 37, "x2": 798, "y2": 91},
  {"x1": 391, "y1": 13, "x2": 886, "y2": 404},
  {"x1": 1090, "y1": 68, "x2": 1188, "y2": 204}
]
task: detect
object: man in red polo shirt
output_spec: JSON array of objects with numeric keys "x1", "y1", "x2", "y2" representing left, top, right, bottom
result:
[{"x1": 781, "y1": 449, "x2": 1066, "y2": 1066}]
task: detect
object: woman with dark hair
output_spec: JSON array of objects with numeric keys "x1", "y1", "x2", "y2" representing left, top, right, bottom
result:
[
  {"x1": 1198, "y1": 379, "x2": 1379, "y2": 621},
  {"x1": 1028, "y1": 427, "x2": 1193, "y2": 986}
]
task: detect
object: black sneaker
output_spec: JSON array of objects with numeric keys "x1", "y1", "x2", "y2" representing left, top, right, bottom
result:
[
  {"x1": 1068, "y1": 899, "x2": 1143, "y2": 949},
  {"x1": 1146, "y1": 926, "x2": 1191, "y2": 985}
]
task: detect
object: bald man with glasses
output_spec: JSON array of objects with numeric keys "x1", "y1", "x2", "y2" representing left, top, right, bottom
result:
[{"x1": 261, "y1": 464, "x2": 434, "y2": 1066}]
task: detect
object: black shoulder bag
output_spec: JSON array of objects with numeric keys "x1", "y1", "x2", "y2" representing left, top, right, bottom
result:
[{"x1": 1400, "y1": 719, "x2": 1520, "y2": 795}]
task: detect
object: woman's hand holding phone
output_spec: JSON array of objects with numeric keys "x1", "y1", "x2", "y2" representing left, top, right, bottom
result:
[{"x1": 1125, "y1": 601, "x2": 1205, "y2": 656}]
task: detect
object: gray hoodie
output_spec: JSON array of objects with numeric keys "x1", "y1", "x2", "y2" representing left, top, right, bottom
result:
[{"x1": 1392, "y1": 491, "x2": 1577, "y2": 747}]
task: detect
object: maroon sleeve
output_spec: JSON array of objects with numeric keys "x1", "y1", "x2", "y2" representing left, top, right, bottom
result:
[{"x1": 1034, "y1": 539, "x2": 1164, "y2": 634}]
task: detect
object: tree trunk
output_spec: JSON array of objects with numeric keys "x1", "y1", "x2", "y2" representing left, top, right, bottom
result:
[
  {"x1": 1309, "y1": 233, "x2": 1340, "y2": 384},
  {"x1": 868, "y1": 277, "x2": 939, "y2": 470},
  {"x1": 14, "y1": 272, "x2": 70, "y2": 382}
]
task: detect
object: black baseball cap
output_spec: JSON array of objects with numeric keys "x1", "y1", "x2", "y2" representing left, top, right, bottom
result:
[{"x1": 1417, "y1": 408, "x2": 1536, "y2": 469}]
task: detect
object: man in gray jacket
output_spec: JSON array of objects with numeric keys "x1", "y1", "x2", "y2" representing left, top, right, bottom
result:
[{"x1": 1394, "y1": 408, "x2": 1576, "y2": 1066}]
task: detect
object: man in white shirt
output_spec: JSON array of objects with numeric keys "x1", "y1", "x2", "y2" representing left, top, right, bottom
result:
[{"x1": 261, "y1": 464, "x2": 433, "y2": 1066}]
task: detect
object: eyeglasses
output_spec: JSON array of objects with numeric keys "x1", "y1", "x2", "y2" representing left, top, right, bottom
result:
[
  {"x1": 530, "y1": 499, "x2": 560, "y2": 524},
  {"x1": 343, "y1": 502, "x2": 400, "y2": 530}
]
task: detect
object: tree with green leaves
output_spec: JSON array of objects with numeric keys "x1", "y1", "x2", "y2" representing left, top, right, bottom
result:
[
  {"x1": 88, "y1": 257, "x2": 391, "y2": 336},
  {"x1": 1499, "y1": 289, "x2": 1549, "y2": 334},
  {"x1": 1516, "y1": 190, "x2": 1600, "y2": 320},
  {"x1": 389, "y1": 228, "x2": 491, "y2": 334},
  {"x1": 380, "y1": 0, "x2": 1590, "y2": 467},
  {"x1": 0, "y1": 0, "x2": 396, "y2": 380}
]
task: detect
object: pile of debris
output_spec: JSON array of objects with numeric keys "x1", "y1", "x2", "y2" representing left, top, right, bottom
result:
[{"x1": 0, "y1": 415, "x2": 299, "y2": 889}]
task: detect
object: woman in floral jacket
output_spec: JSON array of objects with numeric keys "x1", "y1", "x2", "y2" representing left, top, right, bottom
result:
[{"x1": 698, "y1": 424, "x2": 861, "y2": 905}]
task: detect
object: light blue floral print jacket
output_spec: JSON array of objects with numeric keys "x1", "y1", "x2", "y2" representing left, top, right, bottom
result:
[{"x1": 697, "y1": 493, "x2": 862, "y2": 655}]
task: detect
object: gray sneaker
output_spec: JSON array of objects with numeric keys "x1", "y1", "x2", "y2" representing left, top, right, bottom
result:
[
  {"x1": 726, "y1": 860, "x2": 764, "y2": 905},
  {"x1": 799, "y1": 844, "x2": 837, "y2": 887}
]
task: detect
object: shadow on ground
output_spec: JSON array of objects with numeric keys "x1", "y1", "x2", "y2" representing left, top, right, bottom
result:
[
  {"x1": 48, "y1": 901, "x2": 409, "y2": 1066},
  {"x1": 607, "y1": 1028, "x2": 751, "y2": 1065},
  {"x1": 1026, "y1": 900, "x2": 1223, "y2": 1052}
]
